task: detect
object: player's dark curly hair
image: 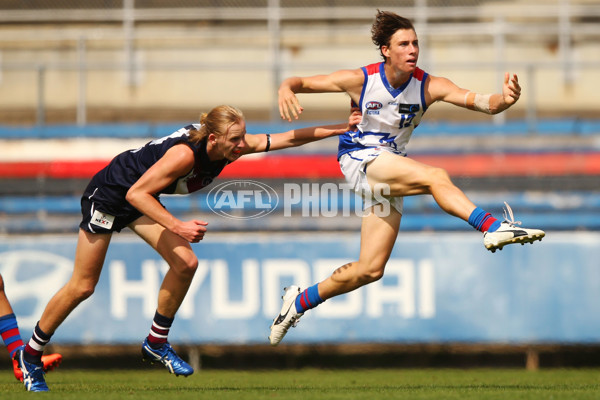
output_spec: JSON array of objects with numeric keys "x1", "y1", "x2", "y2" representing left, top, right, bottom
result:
[
  {"x1": 371, "y1": 10, "x2": 415, "y2": 60},
  {"x1": 192, "y1": 105, "x2": 245, "y2": 143}
]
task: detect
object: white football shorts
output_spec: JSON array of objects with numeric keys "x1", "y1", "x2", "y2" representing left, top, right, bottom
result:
[{"x1": 338, "y1": 148, "x2": 404, "y2": 214}]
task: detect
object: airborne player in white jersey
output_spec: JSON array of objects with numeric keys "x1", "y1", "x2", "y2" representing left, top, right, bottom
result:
[{"x1": 269, "y1": 10, "x2": 545, "y2": 346}]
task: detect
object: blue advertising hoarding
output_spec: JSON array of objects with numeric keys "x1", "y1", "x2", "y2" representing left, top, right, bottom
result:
[{"x1": 1, "y1": 232, "x2": 599, "y2": 345}]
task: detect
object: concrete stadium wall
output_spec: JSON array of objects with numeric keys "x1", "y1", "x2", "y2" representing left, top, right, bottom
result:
[{"x1": 1, "y1": 22, "x2": 599, "y2": 123}]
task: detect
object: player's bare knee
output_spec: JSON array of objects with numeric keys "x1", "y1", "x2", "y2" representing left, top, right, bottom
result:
[
  {"x1": 426, "y1": 166, "x2": 452, "y2": 188},
  {"x1": 172, "y1": 254, "x2": 198, "y2": 278},
  {"x1": 71, "y1": 283, "x2": 95, "y2": 301},
  {"x1": 0, "y1": 274, "x2": 4, "y2": 291}
]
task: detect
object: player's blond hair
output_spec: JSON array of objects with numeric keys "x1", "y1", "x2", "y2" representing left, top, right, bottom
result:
[{"x1": 191, "y1": 105, "x2": 245, "y2": 143}]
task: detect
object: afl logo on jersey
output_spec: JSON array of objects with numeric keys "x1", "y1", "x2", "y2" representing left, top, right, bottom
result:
[{"x1": 365, "y1": 101, "x2": 383, "y2": 110}]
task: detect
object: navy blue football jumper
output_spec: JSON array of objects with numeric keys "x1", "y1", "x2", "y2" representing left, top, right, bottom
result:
[{"x1": 80, "y1": 124, "x2": 230, "y2": 233}]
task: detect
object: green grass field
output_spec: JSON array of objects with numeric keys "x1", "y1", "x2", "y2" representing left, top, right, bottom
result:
[{"x1": 2, "y1": 368, "x2": 600, "y2": 399}]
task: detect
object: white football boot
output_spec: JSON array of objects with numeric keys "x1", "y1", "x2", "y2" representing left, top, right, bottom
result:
[
  {"x1": 269, "y1": 286, "x2": 303, "y2": 346},
  {"x1": 483, "y1": 202, "x2": 545, "y2": 253}
]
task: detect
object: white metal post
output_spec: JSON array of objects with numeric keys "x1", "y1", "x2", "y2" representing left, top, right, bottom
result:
[
  {"x1": 77, "y1": 35, "x2": 87, "y2": 126},
  {"x1": 36, "y1": 65, "x2": 45, "y2": 126},
  {"x1": 526, "y1": 63, "x2": 537, "y2": 134},
  {"x1": 492, "y1": 16, "x2": 506, "y2": 127},
  {"x1": 559, "y1": 0, "x2": 574, "y2": 85},
  {"x1": 414, "y1": 0, "x2": 429, "y2": 70},
  {"x1": 268, "y1": 0, "x2": 281, "y2": 121},
  {"x1": 124, "y1": 0, "x2": 136, "y2": 86}
]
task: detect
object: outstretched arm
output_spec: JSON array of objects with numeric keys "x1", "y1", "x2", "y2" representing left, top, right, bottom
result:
[
  {"x1": 242, "y1": 110, "x2": 362, "y2": 154},
  {"x1": 427, "y1": 72, "x2": 521, "y2": 115},
  {"x1": 278, "y1": 69, "x2": 364, "y2": 121}
]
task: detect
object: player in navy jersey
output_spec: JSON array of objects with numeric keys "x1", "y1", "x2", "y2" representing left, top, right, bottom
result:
[
  {"x1": 269, "y1": 10, "x2": 545, "y2": 346},
  {"x1": 0, "y1": 274, "x2": 62, "y2": 382},
  {"x1": 14, "y1": 105, "x2": 360, "y2": 392}
]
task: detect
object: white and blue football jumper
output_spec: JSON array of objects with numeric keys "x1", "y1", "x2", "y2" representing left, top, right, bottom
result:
[
  {"x1": 337, "y1": 63, "x2": 429, "y2": 213},
  {"x1": 338, "y1": 62, "x2": 429, "y2": 160}
]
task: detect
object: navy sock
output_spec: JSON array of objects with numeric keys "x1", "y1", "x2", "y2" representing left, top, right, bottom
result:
[
  {"x1": 147, "y1": 311, "x2": 173, "y2": 349},
  {"x1": 24, "y1": 322, "x2": 51, "y2": 364},
  {"x1": 295, "y1": 284, "x2": 324, "y2": 313}
]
